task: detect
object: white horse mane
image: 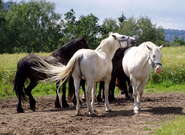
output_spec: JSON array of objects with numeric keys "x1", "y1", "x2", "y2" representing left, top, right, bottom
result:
[
  {"x1": 142, "y1": 41, "x2": 159, "y2": 48},
  {"x1": 95, "y1": 32, "x2": 121, "y2": 56}
]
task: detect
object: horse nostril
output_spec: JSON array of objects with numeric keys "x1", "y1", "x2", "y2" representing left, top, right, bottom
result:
[{"x1": 155, "y1": 66, "x2": 162, "y2": 74}]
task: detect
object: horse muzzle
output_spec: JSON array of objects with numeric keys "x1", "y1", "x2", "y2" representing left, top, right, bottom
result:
[{"x1": 154, "y1": 65, "x2": 162, "y2": 74}]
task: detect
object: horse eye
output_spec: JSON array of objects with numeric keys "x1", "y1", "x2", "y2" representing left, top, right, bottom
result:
[{"x1": 153, "y1": 55, "x2": 156, "y2": 58}]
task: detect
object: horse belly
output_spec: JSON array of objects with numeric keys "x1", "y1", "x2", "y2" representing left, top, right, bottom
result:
[{"x1": 80, "y1": 54, "x2": 111, "y2": 82}]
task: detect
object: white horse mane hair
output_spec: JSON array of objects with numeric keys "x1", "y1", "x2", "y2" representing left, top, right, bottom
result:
[{"x1": 142, "y1": 41, "x2": 160, "y2": 49}]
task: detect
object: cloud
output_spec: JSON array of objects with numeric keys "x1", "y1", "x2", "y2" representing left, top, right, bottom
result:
[{"x1": 4, "y1": 0, "x2": 185, "y2": 29}]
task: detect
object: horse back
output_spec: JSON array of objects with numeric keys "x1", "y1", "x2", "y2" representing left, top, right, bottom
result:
[{"x1": 51, "y1": 37, "x2": 89, "y2": 64}]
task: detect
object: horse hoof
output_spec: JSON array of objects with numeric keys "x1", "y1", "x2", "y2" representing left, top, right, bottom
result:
[
  {"x1": 109, "y1": 98, "x2": 116, "y2": 103},
  {"x1": 86, "y1": 111, "x2": 97, "y2": 117},
  {"x1": 105, "y1": 109, "x2": 112, "y2": 112},
  {"x1": 89, "y1": 113, "x2": 97, "y2": 117},
  {"x1": 134, "y1": 110, "x2": 139, "y2": 114},
  {"x1": 31, "y1": 107, "x2": 36, "y2": 112},
  {"x1": 134, "y1": 107, "x2": 139, "y2": 114},
  {"x1": 17, "y1": 108, "x2": 24, "y2": 113},
  {"x1": 62, "y1": 103, "x2": 69, "y2": 108},
  {"x1": 76, "y1": 111, "x2": 81, "y2": 116},
  {"x1": 97, "y1": 96, "x2": 103, "y2": 102},
  {"x1": 55, "y1": 104, "x2": 62, "y2": 108}
]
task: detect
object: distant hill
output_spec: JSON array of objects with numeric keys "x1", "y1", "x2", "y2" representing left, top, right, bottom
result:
[{"x1": 164, "y1": 29, "x2": 185, "y2": 42}]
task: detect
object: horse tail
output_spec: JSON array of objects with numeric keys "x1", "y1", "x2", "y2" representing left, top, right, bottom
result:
[
  {"x1": 13, "y1": 60, "x2": 27, "y2": 101},
  {"x1": 33, "y1": 52, "x2": 82, "y2": 84}
]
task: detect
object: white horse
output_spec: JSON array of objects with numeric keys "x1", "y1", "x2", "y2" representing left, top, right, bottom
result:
[
  {"x1": 122, "y1": 41, "x2": 163, "y2": 114},
  {"x1": 34, "y1": 33, "x2": 136, "y2": 115}
]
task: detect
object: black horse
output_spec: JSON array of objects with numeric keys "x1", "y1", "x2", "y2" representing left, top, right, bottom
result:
[
  {"x1": 97, "y1": 48, "x2": 133, "y2": 102},
  {"x1": 13, "y1": 38, "x2": 89, "y2": 113}
]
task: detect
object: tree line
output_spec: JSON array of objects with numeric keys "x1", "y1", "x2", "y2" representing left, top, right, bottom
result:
[{"x1": 0, "y1": 0, "x2": 165, "y2": 53}]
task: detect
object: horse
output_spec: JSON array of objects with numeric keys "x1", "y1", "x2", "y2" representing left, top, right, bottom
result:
[
  {"x1": 122, "y1": 41, "x2": 163, "y2": 114},
  {"x1": 97, "y1": 48, "x2": 133, "y2": 103},
  {"x1": 13, "y1": 38, "x2": 89, "y2": 113},
  {"x1": 33, "y1": 33, "x2": 136, "y2": 115}
]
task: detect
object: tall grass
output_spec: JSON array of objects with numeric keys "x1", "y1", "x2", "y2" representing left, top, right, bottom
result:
[
  {"x1": 0, "y1": 53, "x2": 51, "y2": 97},
  {"x1": 0, "y1": 46, "x2": 185, "y2": 97}
]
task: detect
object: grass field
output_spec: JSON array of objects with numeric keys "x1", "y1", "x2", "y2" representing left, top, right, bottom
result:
[
  {"x1": 153, "y1": 116, "x2": 185, "y2": 135},
  {"x1": 1, "y1": 46, "x2": 185, "y2": 135},
  {"x1": 1, "y1": 46, "x2": 185, "y2": 97},
  {"x1": 0, "y1": 53, "x2": 50, "y2": 97}
]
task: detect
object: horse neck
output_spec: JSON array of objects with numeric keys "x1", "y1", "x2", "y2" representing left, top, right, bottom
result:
[
  {"x1": 95, "y1": 39, "x2": 119, "y2": 60},
  {"x1": 136, "y1": 45, "x2": 151, "y2": 69}
]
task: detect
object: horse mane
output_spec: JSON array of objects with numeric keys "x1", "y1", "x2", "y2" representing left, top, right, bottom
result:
[
  {"x1": 51, "y1": 37, "x2": 88, "y2": 64},
  {"x1": 95, "y1": 34, "x2": 114, "y2": 51},
  {"x1": 51, "y1": 37, "x2": 88, "y2": 57},
  {"x1": 141, "y1": 41, "x2": 159, "y2": 49}
]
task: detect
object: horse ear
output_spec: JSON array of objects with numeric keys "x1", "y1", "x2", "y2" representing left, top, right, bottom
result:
[
  {"x1": 112, "y1": 34, "x2": 117, "y2": 40},
  {"x1": 159, "y1": 45, "x2": 164, "y2": 49},
  {"x1": 146, "y1": 45, "x2": 152, "y2": 51}
]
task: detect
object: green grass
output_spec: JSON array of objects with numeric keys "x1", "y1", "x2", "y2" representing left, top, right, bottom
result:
[
  {"x1": 153, "y1": 116, "x2": 185, "y2": 135},
  {"x1": 0, "y1": 53, "x2": 50, "y2": 97},
  {"x1": 1, "y1": 46, "x2": 185, "y2": 97},
  {"x1": 0, "y1": 53, "x2": 49, "y2": 71},
  {"x1": 145, "y1": 83, "x2": 185, "y2": 93}
]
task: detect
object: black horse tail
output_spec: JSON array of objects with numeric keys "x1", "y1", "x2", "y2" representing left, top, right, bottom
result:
[{"x1": 13, "y1": 60, "x2": 27, "y2": 101}]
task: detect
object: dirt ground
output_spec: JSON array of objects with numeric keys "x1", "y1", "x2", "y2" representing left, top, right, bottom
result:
[{"x1": 0, "y1": 93, "x2": 185, "y2": 135}]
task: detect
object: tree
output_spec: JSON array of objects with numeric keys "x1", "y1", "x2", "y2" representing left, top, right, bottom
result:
[
  {"x1": 0, "y1": 0, "x2": 9, "y2": 53},
  {"x1": 0, "y1": 0, "x2": 2, "y2": 10},
  {"x1": 3, "y1": 0, "x2": 62, "y2": 53},
  {"x1": 75, "y1": 14, "x2": 100, "y2": 48},
  {"x1": 136, "y1": 17, "x2": 164, "y2": 44},
  {"x1": 100, "y1": 18, "x2": 119, "y2": 39},
  {"x1": 118, "y1": 13, "x2": 126, "y2": 24},
  {"x1": 60, "y1": 9, "x2": 77, "y2": 44},
  {"x1": 118, "y1": 17, "x2": 139, "y2": 36},
  {"x1": 61, "y1": 11, "x2": 101, "y2": 49}
]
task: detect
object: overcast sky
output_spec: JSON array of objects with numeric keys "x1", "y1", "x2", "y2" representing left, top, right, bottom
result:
[{"x1": 4, "y1": 0, "x2": 185, "y2": 30}]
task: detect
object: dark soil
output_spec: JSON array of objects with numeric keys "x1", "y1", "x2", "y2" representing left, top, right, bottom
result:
[{"x1": 0, "y1": 93, "x2": 185, "y2": 135}]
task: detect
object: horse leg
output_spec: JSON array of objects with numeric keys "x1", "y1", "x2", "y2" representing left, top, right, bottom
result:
[
  {"x1": 62, "y1": 81, "x2": 69, "y2": 108},
  {"x1": 123, "y1": 80, "x2": 131, "y2": 99},
  {"x1": 68, "y1": 77, "x2": 78, "y2": 106},
  {"x1": 91, "y1": 82, "x2": 96, "y2": 113},
  {"x1": 127, "y1": 77, "x2": 133, "y2": 98},
  {"x1": 81, "y1": 79, "x2": 86, "y2": 101},
  {"x1": 131, "y1": 77, "x2": 140, "y2": 114},
  {"x1": 136, "y1": 80, "x2": 147, "y2": 111},
  {"x1": 17, "y1": 95, "x2": 24, "y2": 113},
  {"x1": 68, "y1": 77, "x2": 74, "y2": 102},
  {"x1": 16, "y1": 84, "x2": 25, "y2": 113},
  {"x1": 55, "y1": 81, "x2": 61, "y2": 108},
  {"x1": 104, "y1": 80, "x2": 111, "y2": 112},
  {"x1": 73, "y1": 78, "x2": 81, "y2": 115},
  {"x1": 86, "y1": 81, "x2": 93, "y2": 115},
  {"x1": 25, "y1": 81, "x2": 37, "y2": 111},
  {"x1": 97, "y1": 81, "x2": 104, "y2": 102},
  {"x1": 109, "y1": 76, "x2": 116, "y2": 102}
]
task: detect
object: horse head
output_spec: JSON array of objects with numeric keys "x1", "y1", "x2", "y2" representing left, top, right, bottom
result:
[
  {"x1": 110, "y1": 32, "x2": 136, "y2": 48},
  {"x1": 146, "y1": 42, "x2": 163, "y2": 74}
]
